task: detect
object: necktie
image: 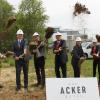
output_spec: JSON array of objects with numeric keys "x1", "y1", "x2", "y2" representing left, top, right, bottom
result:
[
  {"x1": 18, "y1": 40, "x2": 21, "y2": 47},
  {"x1": 56, "y1": 41, "x2": 60, "y2": 49}
]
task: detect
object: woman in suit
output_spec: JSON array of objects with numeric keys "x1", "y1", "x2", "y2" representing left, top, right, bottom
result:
[
  {"x1": 91, "y1": 39, "x2": 100, "y2": 86},
  {"x1": 71, "y1": 37, "x2": 85, "y2": 77}
]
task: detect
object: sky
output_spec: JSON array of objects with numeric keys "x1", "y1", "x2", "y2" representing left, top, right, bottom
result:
[{"x1": 7, "y1": 0, "x2": 100, "y2": 37}]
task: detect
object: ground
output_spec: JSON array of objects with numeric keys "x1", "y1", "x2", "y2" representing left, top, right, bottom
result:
[
  {"x1": 0, "y1": 67, "x2": 46, "y2": 100},
  {"x1": 0, "y1": 67, "x2": 100, "y2": 100},
  {"x1": 0, "y1": 52, "x2": 100, "y2": 100}
]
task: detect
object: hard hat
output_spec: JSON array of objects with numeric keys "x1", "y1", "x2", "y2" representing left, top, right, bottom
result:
[
  {"x1": 55, "y1": 32, "x2": 62, "y2": 36},
  {"x1": 16, "y1": 29, "x2": 24, "y2": 35},
  {"x1": 33, "y1": 32, "x2": 39, "y2": 36},
  {"x1": 75, "y1": 37, "x2": 82, "y2": 41},
  {"x1": 92, "y1": 39, "x2": 97, "y2": 43}
]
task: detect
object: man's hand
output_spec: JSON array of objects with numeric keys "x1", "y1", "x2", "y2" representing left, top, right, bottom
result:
[
  {"x1": 15, "y1": 57, "x2": 19, "y2": 60},
  {"x1": 59, "y1": 47, "x2": 62, "y2": 51},
  {"x1": 33, "y1": 49, "x2": 38, "y2": 53},
  {"x1": 24, "y1": 48, "x2": 27, "y2": 55},
  {"x1": 54, "y1": 47, "x2": 62, "y2": 53},
  {"x1": 54, "y1": 50, "x2": 59, "y2": 53},
  {"x1": 93, "y1": 54, "x2": 99, "y2": 58},
  {"x1": 80, "y1": 57, "x2": 85, "y2": 60}
]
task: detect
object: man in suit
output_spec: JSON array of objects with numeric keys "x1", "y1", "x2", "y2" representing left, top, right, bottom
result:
[
  {"x1": 13, "y1": 29, "x2": 28, "y2": 92},
  {"x1": 53, "y1": 32, "x2": 68, "y2": 78},
  {"x1": 30, "y1": 32, "x2": 45, "y2": 88}
]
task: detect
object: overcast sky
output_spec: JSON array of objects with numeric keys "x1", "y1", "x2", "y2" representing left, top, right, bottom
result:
[{"x1": 7, "y1": 0, "x2": 100, "y2": 36}]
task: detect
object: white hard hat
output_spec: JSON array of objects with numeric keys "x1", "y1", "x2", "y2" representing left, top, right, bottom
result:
[
  {"x1": 92, "y1": 39, "x2": 97, "y2": 43},
  {"x1": 55, "y1": 32, "x2": 62, "y2": 36},
  {"x1": 33, "y1": 32, "x2": 39, "y2": 36},
  {"x1": 16, "y1": 29, "x2": 24, "y2": 35},
  {"x1": 75, "y1": 37, "x2": 82, "y2": 41}
]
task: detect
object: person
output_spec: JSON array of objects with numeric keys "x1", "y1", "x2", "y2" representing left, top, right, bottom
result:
[
  {"x1": 13, "y1": 29, "x2": 28, "y2": 92},
  {"x1": 91, "y1": 39, "x2": 100, "y2": 86},
  {"x1": 71, "y1": 37, "x2": 85, "y2": 77},
  {"x1": 53, "y1": 32, "x2": 68, "y2": 78},
  {"x1": 30, "y1": 32, "x2": 45, "y2": 88}
]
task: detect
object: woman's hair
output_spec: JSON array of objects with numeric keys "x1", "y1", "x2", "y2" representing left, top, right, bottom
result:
[{"x1": 96, "y1": 35, "x2": 100, "y2": 42}]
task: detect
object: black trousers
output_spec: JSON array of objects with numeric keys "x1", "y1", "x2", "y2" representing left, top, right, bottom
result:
[
  {"x1": 15, "y1": 59, "x2": 28, "y2": 89},
  {"x1": 55, "y1": 55, "x2": 67, "y2": 78},
  {"x1": 72, "y1": 60, "x2": 80, "y2": 77},
  {"x1": 34, "y1": 56, "x2": 45, "y2": 86},
  {"x1": 93, "y1": 59, "x2": 100, "y2": 83}
]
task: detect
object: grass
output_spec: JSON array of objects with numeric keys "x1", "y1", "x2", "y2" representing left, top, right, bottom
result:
[
  {"x1": 0, "y1": 49, "x2": 100, "y2": 96},
  {"x1": 27, "y1": 50, "x2": 93, "y2": 78},
  {"x1": 0, "y1": 49, "x2": 96, "y2": 78},
  {"x1": 45, "y1": 50, "x2": 94, "y2": 77}
]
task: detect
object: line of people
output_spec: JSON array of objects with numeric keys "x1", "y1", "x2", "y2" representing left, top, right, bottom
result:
[
  {"x1": 13, "y1": 29, "x2": 46, "y2": 93},
  {"x1": 12, "y1": 29, "x2": 100, "y2": 93}
]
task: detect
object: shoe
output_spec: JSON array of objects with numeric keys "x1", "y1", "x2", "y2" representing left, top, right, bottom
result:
[
  {"x1": 0, "y1": 85, "x2": 3, "y2": 88},
  {"x1": 16, "y1": 88, "x2": 20, "y2": 91},
  {"x1": 16, "y1": 90, "x2": 21, "y2": 94},
  {"x1": 24, "y1": 88, "x2": 28, "y2": 94},
  {"x1": 16, "y1": 88, "x2": 21, "y2": 93},
  {"x1": 39, "y1": 84, "x2": 45, "y2": 89}
]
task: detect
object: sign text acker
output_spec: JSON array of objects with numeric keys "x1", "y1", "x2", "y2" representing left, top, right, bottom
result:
[{"x1": 60, "y1": 86, "x2": 86, "y2": 94}]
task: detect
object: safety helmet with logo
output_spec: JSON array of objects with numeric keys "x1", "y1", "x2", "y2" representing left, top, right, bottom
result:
[
  {"x1": 55, "y1": 32, "x2": 62, "y2": 36},
  {"x1": 33, "y1": 32, "x2": 39, "y2": 36},
  {"x1": 16, "y1": 29, "x2": 24, "y2": 35},
  {"x1": 75, "y1": 37, "x2": 82, "y2": 42}
]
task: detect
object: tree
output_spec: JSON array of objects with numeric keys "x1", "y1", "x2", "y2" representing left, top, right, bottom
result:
[
  {"x1": 16, "y1": 0, "x2": 48, "y2": 41},
  {"x1": 0, "y1": 0, "x2": 14, "y2": 32},
  {"x1": 0, "y1": 0, "x2": 15, "y2": 52}
]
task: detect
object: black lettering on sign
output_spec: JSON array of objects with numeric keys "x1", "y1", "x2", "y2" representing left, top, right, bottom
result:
[
  {"x1": 77, "y1": 86, "x2": 81, "y2": 93},
  {"x1": 60, "y1": 87, "x2": 64, "y2": 94},
  {"x1": 66, "y1": 87, "x2": 70, "y2": 94},
  {"x1": 82, "y1": 86, "x2": 86, "y2": 93},
  {"x1": 72, "y1": 87, "x2": 76, "y2": 94},
  {"x1": 60, "y1": 86, "x2": 87, "y2": 95}
]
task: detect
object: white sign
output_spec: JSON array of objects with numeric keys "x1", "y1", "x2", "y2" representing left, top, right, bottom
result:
[{"x1": 46, "y1": 78, "x2": 100, "y2": 100}]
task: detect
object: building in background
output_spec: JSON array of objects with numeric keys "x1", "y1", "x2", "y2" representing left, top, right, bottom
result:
[{"x1": 49, "y1": 27, "x2": 89, "y2": 52}]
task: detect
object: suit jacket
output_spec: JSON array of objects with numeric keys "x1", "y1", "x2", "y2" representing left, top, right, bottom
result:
[
  {"x1": 53, "y1": 40, "x2": 68, "y2": 63},
  {"x1": 13, "y1": 39, "x2": 27, "y2": 57},
  {"x1": 91, "y1": 45, "x2": 100, "y2": 60},
  {"x1": 71, "y1": 45, "x2": 84, "y2": 62}
]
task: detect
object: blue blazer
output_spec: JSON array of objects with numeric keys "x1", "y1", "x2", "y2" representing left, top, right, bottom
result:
[{"x1": 13, "y1": 39, "x2": 26, "y2": 57}]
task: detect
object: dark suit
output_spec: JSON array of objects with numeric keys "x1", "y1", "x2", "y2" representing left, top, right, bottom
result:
[
  {"x1": 71, "y1": 45, "x2": 84, "y2": 77},
  {"x1": 13, "y1": 39, "x2": 28, "y2": 90},
  {"x1": 53, "y1": 40, "x2": 68, "y2": 78},
  {"x1": 32, "y1": 41, "x2": 45, "y2": 87}
]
